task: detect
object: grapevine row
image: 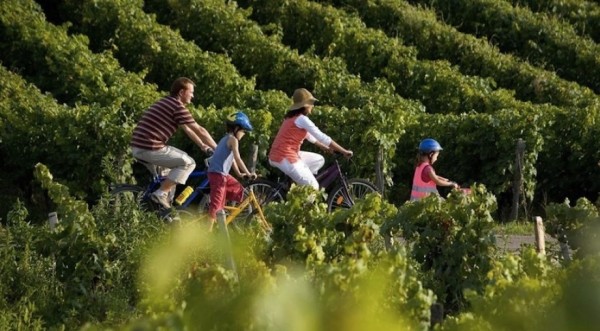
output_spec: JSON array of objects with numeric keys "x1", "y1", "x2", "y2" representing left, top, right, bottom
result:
[
  {"x1": 0, "y1": 0, "x2": 159, "y2": 118},
  {"x1": 318, "y1": 0, "x2": 599, "y2": 109},
  {"x1": 45, "y1": 0, "x2": 256, "y2": 110},
  {"x1": 142, "y1": 0, "x2": 422, "y2": 115},
  {"x1": 0, "y1": 63, "x2": 125, "y2": 203},
  {"x1": 508, "y1": 0, "x2": 600, "y2": 43},
  {"x1": 409, "y1": 0, "x2": 600, "y2": 94},
  {"x1": 391, "y1": 109, "x2": 548, "y2": 205},
  {"x1": 241, "y1": 0, "x2": 558, "y2": 115}
]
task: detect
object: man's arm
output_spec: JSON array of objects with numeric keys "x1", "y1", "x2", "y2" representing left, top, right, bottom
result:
[
  {"x1": 180, "y1": 123, "x2": 213, "y2": 152},
  {"x1": 181, "y1": 122, "x2": 217, "y2": 150}
]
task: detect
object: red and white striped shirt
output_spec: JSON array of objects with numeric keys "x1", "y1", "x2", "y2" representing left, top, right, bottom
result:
[{"x1": 130, "y1": 96, "x2": 195, "y2": 150}]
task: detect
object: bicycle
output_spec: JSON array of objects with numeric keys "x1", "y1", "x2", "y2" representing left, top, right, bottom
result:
[
  {"x1": 247, "y1": 153, "x2": 379, "y2": 213},
  {"x1": 214, "y1": 182, "x2": 271, "y2": 234},
  {"x1": 108, "y1": 159, "x2": 212, "y2": 221}
]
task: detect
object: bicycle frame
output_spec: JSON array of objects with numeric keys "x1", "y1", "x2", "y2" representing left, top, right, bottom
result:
[
  {"x1": 179, "y1": 170, "x2": 210, "y2": 209},
  {"x1": 140, "y1": 168, "x2": 210, "y2": 209},
  {"x1": 272, "y1": 156, "x2": 346, "y2": 191},
  {"x1": 262, "y1": 156, "x2": 352, "y2": 202},
  {"x1": 223, "y1": 188, "x2": 271, "y2": 232},
  {"x1": 315, "y1": 158, "x2": 344, "y2": 190},
  {"x1": 316, "y1": 158, "x2": 356, "y2": 206}
]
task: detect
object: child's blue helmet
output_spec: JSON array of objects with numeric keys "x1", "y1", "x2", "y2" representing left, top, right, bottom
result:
[
  {"x1": 227, "y1": 111, "x2": 253, "y2": 131},
  {"x1": 418, "y1": 138, "x2": 443, "y2": 153}
]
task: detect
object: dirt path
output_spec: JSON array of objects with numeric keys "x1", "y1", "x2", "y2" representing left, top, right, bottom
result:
[
  {"x1": 495, "y1": 234, "x2": 558, "y2": 252},
  {"x1": 392, "y1": 234, "x2": 561, "y2": 254}
]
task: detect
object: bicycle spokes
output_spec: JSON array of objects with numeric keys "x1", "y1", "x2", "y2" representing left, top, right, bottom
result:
[{"x1": 327, "y1": 179, "x2": 378, "y2": 212}]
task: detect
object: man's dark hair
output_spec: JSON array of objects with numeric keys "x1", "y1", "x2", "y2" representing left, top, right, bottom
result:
[{"x1": 170, "y1": 77, "x2": 195, "y2": 97}]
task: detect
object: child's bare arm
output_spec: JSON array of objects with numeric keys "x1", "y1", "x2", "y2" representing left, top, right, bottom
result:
[
  {"x1": 231, "y1": 158, "x2": 243, "y2": 177},
  {"x1": 429, "y1": 168, "x2": 459, "y2": 188},
  {"x1": 228, "y1": 137, "x2": 252, "y2": 176}
]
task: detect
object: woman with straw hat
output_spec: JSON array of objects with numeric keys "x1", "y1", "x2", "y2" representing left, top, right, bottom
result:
[{"x1": 268, "y1": 88, "x2": 353, "y2": 189}]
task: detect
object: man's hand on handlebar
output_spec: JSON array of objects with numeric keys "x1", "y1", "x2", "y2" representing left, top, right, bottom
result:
[{"x1": 202, "y1": 146, "x2": 214, "y2": 155}]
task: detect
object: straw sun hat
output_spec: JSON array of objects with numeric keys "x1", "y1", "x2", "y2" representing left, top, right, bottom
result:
[{"x1": 289, "y1": 88, "x2": 318, "y2": 111}]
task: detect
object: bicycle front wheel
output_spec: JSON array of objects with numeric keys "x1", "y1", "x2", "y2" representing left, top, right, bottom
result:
[
  {"x1": 246, "y1": 178, "x2": 285, "y2": 208},
  {"x1": 326, "y1": 178, "x2": 379, "y2": 213},
  {"x1": 230, "y1": 178, "x2": 284, "y2": 222}
]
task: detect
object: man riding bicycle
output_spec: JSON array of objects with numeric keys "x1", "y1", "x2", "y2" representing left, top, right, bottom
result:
[{"x1": 130, "y1": 77, "x2": 217, "y2": 209}]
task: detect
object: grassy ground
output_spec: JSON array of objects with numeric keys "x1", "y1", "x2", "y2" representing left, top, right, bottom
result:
[
  {"x1": 492, "y1": 220, "x2": 563, "y2": 254},
  {"x1": 493, "y1": 220, "x2": 533, "y2": 236}
]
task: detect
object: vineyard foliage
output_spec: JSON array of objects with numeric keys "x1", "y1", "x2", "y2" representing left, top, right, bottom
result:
[{"x1": 1, "y1": 0, "x2": 600, "y2": 330}]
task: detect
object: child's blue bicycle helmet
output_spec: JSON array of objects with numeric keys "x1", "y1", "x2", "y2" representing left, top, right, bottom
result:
[
  {"x1": 418, "y1": 138, "x2": 443, "y2": 153},
  {"x1": 227, "y1": 111, "x2": 253, "y2": 131}
]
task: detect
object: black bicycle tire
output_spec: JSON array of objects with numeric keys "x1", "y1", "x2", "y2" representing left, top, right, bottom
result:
[
  {"x1": 194, "y1": 193, "x2": 211, "y2": 214},
  {"x1": 212, "y1": 179, "x2": 280, "y2": 231},
  {"x1": 246, "y1": 178, "x2": 286, "y2": 208},
  {"x1": 108, "y1": 184, "x2": 152, "y2": 214},
  {"x1": 326, "y1": 178, "x2": 379, "y2": 213}
]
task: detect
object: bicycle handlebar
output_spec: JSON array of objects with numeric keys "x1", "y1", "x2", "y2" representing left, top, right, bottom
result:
[
  {"x1": 331, "y1": 150, "x2": 352, "y2": 160},
  {"x1": 241, "y1": 173, "x2": 258, "y2": 181}
]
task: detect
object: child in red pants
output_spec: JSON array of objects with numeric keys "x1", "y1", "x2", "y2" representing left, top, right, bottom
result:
[{"x1": 207, "y1": 112, "x2": 256, "y2": 228}]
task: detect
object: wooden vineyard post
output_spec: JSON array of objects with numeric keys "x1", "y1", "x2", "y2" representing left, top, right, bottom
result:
[
  {"x1": 534, "y1": 216, "x2": 545, "y2": 256},
  {"x1": 249, "y1": 144, "x2": 258, "y2": 173},
  {"x1": 430, "y1": 303, "x2": 444, "y2": 327},
  {"x1": 376, "y1": 147, "x2": 385, "y2": 195},
  {"x1": 510, "y1": 139, "x2": 526, "y2": 221},
  {"x1": 217, "y1": 210, "x2": 238, "y2": 281},
  {"x1": 48, "y1": 212, "x2": 59, "y2": 230}
]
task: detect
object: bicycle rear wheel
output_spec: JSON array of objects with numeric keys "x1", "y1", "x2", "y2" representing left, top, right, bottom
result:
[
  {"x1": 326, "y1": 178, "x2": 378, "y2": 213},
  {"x1": 195, "y1": 194, "x2": 211, "y2": 214},
  {"x1": 108, "y1": 184, "x2": 154, "y2": 215}
]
